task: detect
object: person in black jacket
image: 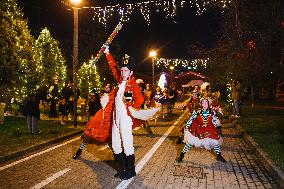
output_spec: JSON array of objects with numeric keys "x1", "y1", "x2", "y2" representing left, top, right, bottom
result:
[
  {"x1": 23, "y1": 92, "x2": 41, "y2": 134},
  {"x1": 87, "y1": 91, "x2": 101, "y2": 118}
]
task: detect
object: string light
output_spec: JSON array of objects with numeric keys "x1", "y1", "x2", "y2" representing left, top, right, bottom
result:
[
  {"x1": 226, "y1": 77, "x2": 233, "y2": 109},
  {"x1": 62, "y1": 0, "x2": 231, "y2": 27},
  {"x1": 156, "y1": 58, "x2": 209, "y2": 70},
  {"x1": 187, "y1": 0, "x2": 231, "y2": 15}
]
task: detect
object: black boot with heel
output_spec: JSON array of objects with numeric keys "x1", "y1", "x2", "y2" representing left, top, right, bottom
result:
[
  {"x1": 176, "y1": 152, "x2": 185, "y2": 162},
  {"x1": 216, "y1": 153, "x2": 227, "y2": 162},
  {"x1": 114, "y1": 153, "x2": 127, "y2": 178},
  {"x1": 120, "y1": 154, "x2": 136, "y2": 180},
  {"x1": 73, "y1": 149, "x2": 82, "y2": 159}
]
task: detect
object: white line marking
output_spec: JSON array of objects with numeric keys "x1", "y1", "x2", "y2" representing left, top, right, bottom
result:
[
  {"x1": 98, "y1": 144, "x2": 110, "y2": 151},
  {"x1": 0, "y1": 137, "x2": 81, "y2": 171},
  {"x1": 116, "y1": 110, "x2": 188, "y2": 189},
  {"x1": 30, "y1": 168, "x2": 71, "y2": 189}
]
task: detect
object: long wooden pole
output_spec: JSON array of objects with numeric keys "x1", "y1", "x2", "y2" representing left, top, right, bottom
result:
[{"x1": 93, "y1": 22, "x2": 123, "y2": 64}]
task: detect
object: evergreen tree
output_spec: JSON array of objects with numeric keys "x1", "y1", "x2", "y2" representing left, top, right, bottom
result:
[
  {"x1": 0, "y1": 0, "x2": 40, "y2": 101},
  {"x1": 205, "y1": 0, "x2": 283, "y2": 106},
  {"x1": 35, "y1": 28, "x2": 67, "y2": 88},
  {"x1": 78, "y1": 56, "x2": 102, "y2": 98}
]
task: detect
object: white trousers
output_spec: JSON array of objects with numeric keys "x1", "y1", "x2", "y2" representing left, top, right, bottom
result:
[{"x1": 112, "y1": 113, "x2": 134, "y2": 156}]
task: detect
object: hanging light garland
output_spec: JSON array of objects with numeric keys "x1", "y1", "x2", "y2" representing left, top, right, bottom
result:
[
  {"x1": 156, "y1": 58, "x2": 209, "y2": 70},
  {"x1": 62, "y1": 0, "x2": 231, "y2": 26},
  {"x1": 90, "y1": 0, "x2": 177, "y2": 26}
]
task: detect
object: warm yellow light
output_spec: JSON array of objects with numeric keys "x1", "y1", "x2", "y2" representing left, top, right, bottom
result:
[
  {"x1": 70, "y1": 0, "x2": 82, "y2": 5},
  {"x1": 149, "y1": 50, "x2": 157, "y2": 58},
  {"x1": 170, "y1": 66, "x2": 174, "y2": 70}
]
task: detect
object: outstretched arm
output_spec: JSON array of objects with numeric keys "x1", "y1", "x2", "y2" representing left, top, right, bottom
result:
[
  {"x1": 104, "y1": 45, "x2": 121, "y2": 82},
  {"x1": 185, "y1": 110, "x2": 198, "y2": 129}
]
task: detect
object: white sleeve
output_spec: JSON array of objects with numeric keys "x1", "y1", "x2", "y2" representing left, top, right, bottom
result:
[
  {"x1": 185, "y1": 110, "x2": 198, "y2": 129},
  {"x1": 212, "y1": 111, "x2": 218, "y2": 127}
]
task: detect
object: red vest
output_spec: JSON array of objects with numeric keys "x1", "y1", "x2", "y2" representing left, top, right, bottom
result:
[{"x1": 189, "y1": 113, "x2": 220, "y2": 140}]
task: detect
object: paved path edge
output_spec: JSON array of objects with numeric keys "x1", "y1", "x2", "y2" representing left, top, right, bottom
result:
[
  {"x1": 236, "y1": 124, "x2": 284, "y2": 188},
  {"x1": 0, "y1": 130, "x2": 83, "y2": 164}
]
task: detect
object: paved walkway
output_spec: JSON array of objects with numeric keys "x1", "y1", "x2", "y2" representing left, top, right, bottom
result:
[
  {"x1": 0, "y1": 109, "x2": 279, "y2": 188},
  {"x1": 126, "y1": 121, "x2": 277, "y2": 189}
]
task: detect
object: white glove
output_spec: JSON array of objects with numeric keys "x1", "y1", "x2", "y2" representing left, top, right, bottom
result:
[{"x1": 103, "y1": 44, "x2": 109, "y2": 54}]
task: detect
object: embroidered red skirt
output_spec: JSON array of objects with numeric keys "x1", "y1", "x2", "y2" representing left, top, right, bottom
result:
[{"x1": 83, "y1": 108, "x2": 113, "y2": 143}]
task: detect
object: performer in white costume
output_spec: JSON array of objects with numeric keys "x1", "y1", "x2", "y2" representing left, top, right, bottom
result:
[{"x1": 104, "y1": 45, "x2": 159, "y2": 180}]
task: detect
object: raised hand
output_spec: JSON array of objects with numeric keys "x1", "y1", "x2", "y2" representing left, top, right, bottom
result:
[{"x1": 103, "y1": 44, "x2": 110, "y2": 54}]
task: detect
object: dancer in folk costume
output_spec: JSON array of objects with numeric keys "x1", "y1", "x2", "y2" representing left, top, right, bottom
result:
[
  {"x1": 177, "y1": 98, "x2": 226, "y2": 163},
  {"x1": 182, "y1": 90, "x2": 200, "y2": 113},
  {"x1": 73, "y1": 83, "x2": 116, "y2": 159},
  {"x1": 73, "y1": 44, "x2": 159, "y2": 180},
  {"x1": 103, "y1": 45, "x2": 159, "y2": 179},
  {"x1": 177, "y1": 90, "x2": 201, "y2": 144},
  {"x1": 208, "y1": 90, "x2": 224, "y2": 137}
]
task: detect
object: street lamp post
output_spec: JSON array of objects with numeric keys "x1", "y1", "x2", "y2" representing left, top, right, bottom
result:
[
  {"x1": 149, "y1": 50, "x2": 157, "y2": 87},
  {"x1": 71, "y1": 0, "x2": 81, "y2": 128}
]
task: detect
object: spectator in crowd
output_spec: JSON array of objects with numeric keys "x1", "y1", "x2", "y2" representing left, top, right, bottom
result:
[
  {"x1": 144, "y1": 84, "x2": 155, "y2": 108},
  {"x1": 23, "y1": 92, "x2": 41, "y2": 134},
  {"x1": 58, "y1": 96, "x2": 68, "y2": 124},
  {"x1": 168, "y1": 86, "x2": 178, "y2": 114},
  {"x1": 142, "y1": 83, "x2": 155, "y2": 135},
  {"x1": 232, "y1": 80, "x2": 241, "y2": 118},
  {"x1": 61, "y1": 81, "x2": 73, "y2": 116},
  {"x1": 87, "y1": 91, "x2": 101, "y2": 118},
  {"x1": 47, "y1": 78, "x2": 59, "y2": 118}
]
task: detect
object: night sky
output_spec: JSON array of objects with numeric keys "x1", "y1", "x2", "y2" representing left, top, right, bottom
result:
[{"x1": 17, "y1": 0, "x2": 222, "y2": 73}]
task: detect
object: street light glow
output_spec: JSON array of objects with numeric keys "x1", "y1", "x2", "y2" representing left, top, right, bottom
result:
[
  {"x1": 170, "y1": 66, "x2": 174, "y2": 70},
  {"x1": 149, "y1": 50, "x2": 157, "y2": 58},
  {"x1": 70, "y1": 0, "x2": 81, "y2": 5}
]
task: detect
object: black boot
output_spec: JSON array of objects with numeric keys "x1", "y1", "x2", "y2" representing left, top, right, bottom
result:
[
  {"x1": 143, "y1": 122, "x2": 153, "y2": 135},
  {"x1": 217, "y1": 126, "x2": 224, "y2": 137},
  {"x1": 176, "y1": 152, "x2": 185, "y2": 162},
  {"x1": 216, "y1": 153, "x2": 227, "y2": 162},
  {"x1": 114, "y1": 153, "x2": 127, "y2": 178},
  {"x1": 120, "y1": 154, "x2": 136, "y2": 180},
  {"x1": 73, "y1": 149, "x2": 82, "y2": 159},
  {"x1": 176, "y1": 136, "x2": 183, "y2": 144},
  {"x1": 113, "y1": 152, "x2": 118, "y2": 162}
]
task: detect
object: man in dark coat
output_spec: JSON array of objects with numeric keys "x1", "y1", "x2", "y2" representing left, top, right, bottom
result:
[{"x1": 23, "y1": 92, "x2": 41, "y2": 134}]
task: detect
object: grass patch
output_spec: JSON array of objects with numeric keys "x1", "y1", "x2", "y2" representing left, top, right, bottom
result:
[
  {"x1": 0, "y1": 116, "x2": 84, "y2": 156},
  {"x1": 238, "y1": 106, "x2": 284, "y2": 170}
]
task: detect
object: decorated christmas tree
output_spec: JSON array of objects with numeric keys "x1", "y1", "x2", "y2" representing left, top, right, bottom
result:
[
  {"x1": 0, "y1": 0, "x2": 40, "y2": 101},
  {"x1": 78, "y1": 56, "x2": 102, "y2": 98},
  {"x1": 34, "y1": 28, "x2": 67, "y2": 88}
]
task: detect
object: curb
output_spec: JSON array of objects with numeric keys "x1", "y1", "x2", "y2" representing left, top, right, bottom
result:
[
  {"x1": 0, "y1": 130, "x2": 83, "y2": 164},
  {"x1": 236, "y1": 124, "x2": 284, "y2": 188}
]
